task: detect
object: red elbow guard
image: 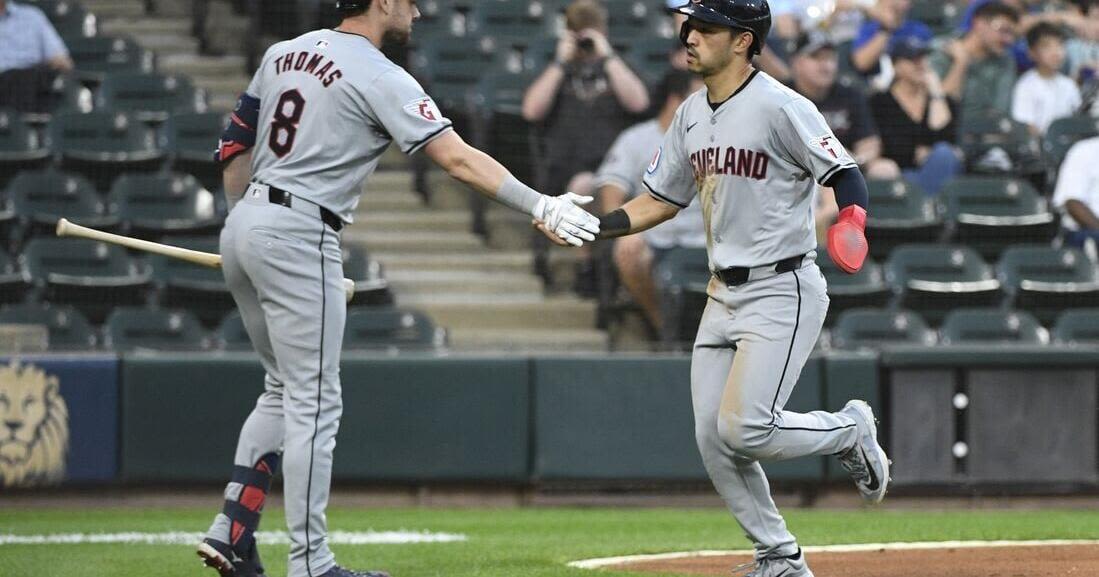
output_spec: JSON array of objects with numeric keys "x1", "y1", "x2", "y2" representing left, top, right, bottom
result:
[{"x1": 828, "y1": 205, "x2": 868, "y2": 274}]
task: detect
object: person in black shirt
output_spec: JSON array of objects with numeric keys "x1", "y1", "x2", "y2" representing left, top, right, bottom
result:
[{"x1": 870, "y1": 34, "x2": 962, "y2": 196}]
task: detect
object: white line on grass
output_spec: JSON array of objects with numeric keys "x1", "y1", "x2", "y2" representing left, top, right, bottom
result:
[
  {"x1": 567, "y1": 539, "x2": 1099, "y2": 569},
  {"x1": 0, "y1": 530, "x2": 468, "y2": 546}
]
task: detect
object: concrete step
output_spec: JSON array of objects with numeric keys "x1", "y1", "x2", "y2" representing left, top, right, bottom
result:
[
  {"x1": 134, "y1": 33, "x2": 200, "y2": 54},
  {"x1": 387, "y1": 270, "x2": 542, "y2": 295},
  {"x1": 160, "y1": 54, "x2": 247, "y2": 78},
  {"x1": 373, "y1": 251, "x2": 533, "y2": 275},
  {"x1": 84, "y1": 0, "x2": 146, "y2": 19},
  {"x1": 447, "y1": 328, "x2": 609, "y2": 353},
  {"x1": 356, "y1": 191, "x2": 424, "y2": 212},
  {"x1": 378, "y1": 146, "x2": 410, "y2": 170},
  {"x1": 364, "y1": 170, "x2": 414, "y2": 194},
  {"x1": 147, "y1": 0, "x2": 193, "y2": 17},
  {"x1": 100, "y1": 16, "x2": 191, "y2": 36},
  {"x1": 404, "y1": 297, "x2": 597, "y2": 330},
  {"x1": 358, "y1": 210, "x2": 471, "y2": 233},
  {"x1": 342, "y1": 230, "x2": 484, "y2": 253},
  {"x1": 191, "y1": 76, "x2": 251, "y2": 93}
]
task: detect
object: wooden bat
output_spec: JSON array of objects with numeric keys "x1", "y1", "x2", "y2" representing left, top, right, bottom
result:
[{"x1": 56, "y1": 218, "x2": 357, "y2": 303}]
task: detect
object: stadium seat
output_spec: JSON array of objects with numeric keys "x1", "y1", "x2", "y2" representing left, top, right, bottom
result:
[
  {"x1": 109, "y1": 172, "x2": 221, "y2": 238},
  {"x1": 467, "y1": 1, "x2": 555, "y2": 43},
  {"x1": 162, "y1": 112, "x2": 227, "y2": 191},
  {"x1": 33, "y1": 0, "x2": 96, "y2": 40},
  {"x1": 97, "y1": 72, "x2": 207, "y2": 122},
  {"x1": 22, "y1": 238, "x2": 153, "y2": 323},
  {"x1": 476, "y1": 70, "x2": 540, "y2": 184},
  {"x1": 958, "y1": 113, "x2": 1043, "y2": 176},
  {"x1": 998, "y1": 245, "x2": 1099, "y2": 325},
  {"x1": 0, "y1": 251, "x2": 30, "y2": 305},
  {"x1": 907, "y1": 0, "x2": 961, "y2": 35},
  {"x1": 42, "y1": 73, "x2": 95, "y2": 117},
  {"x1": 865, "y1": 178, "x2": 943, "y2": 260},
  {"x1": 0, "y1": 110, "x2": 52, "y2": 183},
  {"x1": 831, "y1": 308, "x2": 936, "y2": 350},
  {"x1": 149, "y1": 236, "x2": 233, "y2": 328},
  {"x1": 939, "y1": 309, "x2": 1047, "y2": 345},
  {"x1": 414, "y1": 37, "x2": 500, "y2": 116},
  {"x1": 49, "y1": 111, "x2": 165, "y2": 190},
  {"x1": 217, "y1": 310, "x2": 252, "y2": 351},
  {"x1": 1052, "y1": 308, "x2": 1099, "y2": 345},
  {"x1": 604, "y1": 0, "x2": 660, "y2": 39},
  {"x1": 343, "y1": 245, "x2": 394, "y2": 307},
  {"x1": 343, "y1": 307, "x2": 446, "y2": 351},
  {"x1": 624, "y1": 36, "x2": 678, "y2": 87},
  {"x1": 1042, "y1": 115, "x2": 1099, "y2": 172},
  {"x1": 940, "y1": 176, "x2": 1056, "y2": 260},
  {"x1": 67, "y1": 36, "x2": 155, "y2": 80},
  {"x1": 885, "y1": 244, "x2": 1003, "y2": 325},
  {"x1": 0, "y1": 302, "x2": 96, "y2": 350},
  {"x1": 8, "y1": 169, "x2": 118, "y2": 237},
  {"x1": 816, "y1": 249, "x2": 891, "y2": 327},
  {"x1": 653, "y1": 247, "x2": 710, "y2": 349},
  {"x1": 103, "y1": 307, "x2": 209, "y2": 351}
]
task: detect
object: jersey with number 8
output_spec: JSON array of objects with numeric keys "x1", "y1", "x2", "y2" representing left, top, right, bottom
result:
[{"x1": 248, "y1": 29, "x2": 453, "y2": 223}]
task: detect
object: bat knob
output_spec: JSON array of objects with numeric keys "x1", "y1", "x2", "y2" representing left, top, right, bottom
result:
[{"x1": 56, "y1": 218, "x2": 70, "y2": 237}]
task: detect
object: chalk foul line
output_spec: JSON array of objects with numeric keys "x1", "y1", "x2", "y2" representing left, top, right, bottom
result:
[
  {"x1": 0, "y1": 530, "x2": 468, "y2": 546},
  {"x1": 567, "y1": 539, "x2": 1099, "y2": 569}
]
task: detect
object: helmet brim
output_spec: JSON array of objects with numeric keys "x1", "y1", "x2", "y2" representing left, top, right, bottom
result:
[{"x1": 673, "y1": 3, "x2": 741, "y2": 28}]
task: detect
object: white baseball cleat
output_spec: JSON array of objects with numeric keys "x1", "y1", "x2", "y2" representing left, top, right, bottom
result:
[
  {"x1": 732, "y1": 548, "x2": 815, "y2": 577},
  {"x1": 838, "y1": 399, "x2": 891, "y2": 504}
]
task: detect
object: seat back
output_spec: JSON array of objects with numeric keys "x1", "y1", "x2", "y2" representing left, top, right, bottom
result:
[
  {"x1": 0, "y1": 303, "x2": 95, "y2": 350},
  {"x1": 34, "y1": 0, "x2": 96, "y2": 39},
  {"x1": 50, "y1": 110, "x2": 160, "y2": 157},
  {"x1": 958, "y1": 113, "x2": 1042, "y2": 174},
  {"x1": 999, "y1": 246, "x2": 1097, "y2": 287},
  {"x1": 867, "y1": 178, "x2": 937, "y2": 222},
  {"x1": 0, "y1": 110, "x2": 48, "y2": 157},
  {"x1": 104, "y1": 307, "x2": 208, "y2": 351},
  {"x1": 941, "y1": 176, "x2": 1048, "y2": 219},
  {"x1": 467, "y1": 1, "x2": 554, "y2": 41},
  {"x1": 886, "y1": 244, "x2": 997, "y2": 285},
  {"x1": 110, "y1": 172, "x2": 219, "y2": 234},
  {"x1": 817, "y1": 249, "x2": 888, "y2": 293},
  {"x1": 1043, "y1": 116, "x2": 1099, "y2": 169},
  {"x1": 149, "y1": 236, "x2": 223, "y2": 286},
  {"x1": 97, "y1": 72, "x2": 205, "y2": 120},
  {"x1": 23, "y1": 237, "x2": 138, "y2": 281},
  {"x1": 67, "y1": 36, "x2": 154, "y2": 77},
  {"x1": 162, "y1": 112, "x2": 227, "y2": 159},
  {"x1": 1052, "y1": 309, "x2": 1099, "y2": 344},
  {"x1": 832, "y1": 309, "x2": 935, "y2": 349},
  {"x1": 343, "y1": 307, "x2": 444, "y2": 350},
  {"x1": 940, "y1": 309, "x2": 1047, "y2": 345},
  {"x1": 8, "y1": 169, "x2": 106, "y2": 225}
]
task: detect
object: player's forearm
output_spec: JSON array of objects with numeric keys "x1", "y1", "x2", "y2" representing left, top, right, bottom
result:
[
  {"x1": 521, "y1": 64, "x2": 565, "y2": 122},
  {"x1": 604, "y1": 57, "x2": 650, "y2": 114},
  {"x1": 597, "y1": 194, "x2": 679, "y2": 240},
  {"x1": 1066, "y1": 199, "x2": 1099, "y2": 230},
  {"x1": 222, "y1": 150, "x2": 254, "y2": 210}
]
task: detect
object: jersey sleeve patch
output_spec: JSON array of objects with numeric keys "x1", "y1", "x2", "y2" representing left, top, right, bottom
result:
[
  {"x1": 646, "y1": 146, "x2": 663, "y2": 175},
  {"x1": 811, "y1": 134, "x2": 844, "y2": 159},
  {"x1": 403, "y1": 97, "x2": 444, "y2": 122}
]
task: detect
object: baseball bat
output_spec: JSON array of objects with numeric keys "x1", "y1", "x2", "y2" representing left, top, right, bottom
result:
[{"x1": 55, "y1": 219, "x2": 357, "y2": 303}]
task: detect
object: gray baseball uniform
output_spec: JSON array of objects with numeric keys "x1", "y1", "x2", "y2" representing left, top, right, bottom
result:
[
  {"x1": 593, "y1": 119, "x2": 705, "y2": 250},
  {"x1": 643, "y1": 70, "x2": 860, "y2": 560},
  {"x1": 206, "y1": 29, "x2": 453, "y2": 577}
]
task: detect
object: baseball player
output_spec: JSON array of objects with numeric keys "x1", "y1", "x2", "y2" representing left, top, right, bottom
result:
[
  {"x1": 590, "y1": 1, "x2": 891, "y2": 575},
  {"x1": 196, "y1": 2, "x2": 600, "y2": 577}
]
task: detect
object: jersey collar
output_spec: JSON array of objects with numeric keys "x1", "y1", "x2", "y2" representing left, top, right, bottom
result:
[{"x1": 707, "y1": 69, "x2": 759, "y2": 112}]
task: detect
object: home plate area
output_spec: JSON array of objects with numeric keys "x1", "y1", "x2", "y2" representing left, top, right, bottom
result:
[{"x1": 570, "y1": 540, "x2": 1099, "y2": 577}]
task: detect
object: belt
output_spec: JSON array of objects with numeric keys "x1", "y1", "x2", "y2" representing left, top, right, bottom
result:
[
  {"x1": 251, "y1": 181, "x2": 344, "y2": 232},
  {"x1": 714, "y1": 254, "x2": 807, "y2": 287}
]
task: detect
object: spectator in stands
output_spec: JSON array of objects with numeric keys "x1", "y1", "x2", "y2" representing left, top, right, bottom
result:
[
  {"x1": 1052, "y1": 135, "x2": 1099, "y2": 249},
  {"x1": 1012, "y1": 22, "x2": 1082, "y2": 136},
  {"x1": 931, "y1": 2, "x2": 1020, "y2": 126},
  {"x1": 849, "y1": 0, "x2": 932, "y2": 80},
  {"x1": 773, "y1": 0, "x2": 870, "y2": 44},
  {"x1": 960, "y1": 0, "x2": 1087, "y2": 71},
  {"x1": 595, "y1": 70, "x2": 705, "y2": 334},
  {"x1": 1067, "y1": 0, "x2": 1099, "y2": 80},
  {"x1": 790, "y1": 31, "x2": 900, "y2": 179},
  {"x1": 523, "y1": 0, "x2": 649, "y2": 287},
  {"x1": 0, "y1": 0, "x2": 73, "y2": 111},
  {"x1": 871, "y1": 34, "x2": 962, "y2": 195}
]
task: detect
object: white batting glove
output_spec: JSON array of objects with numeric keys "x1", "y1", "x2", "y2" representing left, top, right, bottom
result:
[{"x1": 533, "y1": 192, "x2": 601, "y2": 247}]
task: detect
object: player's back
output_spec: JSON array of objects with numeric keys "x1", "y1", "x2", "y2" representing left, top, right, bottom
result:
[{"x1": 248, "y1": 29, "x2": 447, "y2": 222}]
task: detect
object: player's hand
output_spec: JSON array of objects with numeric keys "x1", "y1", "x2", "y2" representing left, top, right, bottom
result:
[
  {"x1": 556, "y1": 32, "x2": 578, "y2": 64},
  {"x1": 827, "y1": 205, "x2": 868, "y2": 274},
  {"x1": 533, "y1": 193, "x2": 600, "y2": 247},
  {"x1": 532, "y1": 219, "x2": 571, "y2": 247},
  {"x1": 579, "y1": 28, "x2": 613, "y2": 58}
]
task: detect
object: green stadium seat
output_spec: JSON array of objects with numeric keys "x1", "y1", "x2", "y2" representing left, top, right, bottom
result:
[
  {"x1": 0, "y1": 303, "x2": 96, "y2": 350},
  {"x1": 907, "y1": 0, "x2": 961, "y2": 35},
  {"x1": 67, "y1": 36, "x2": 155, "y2": 80},
  {"x1": 467, "y1": 1, "x2": 555, "y2": 43},
  {"x1": 414, "y1": 38, "x2": 500, "y2": 115},
  {"x1": 998, "y1": 245, "x2": 1099, "y2": 325},
  {"x1": 1052, "y1": 308, "x2": 1099, "y2": 345},
  {"x1": 653, "y1": 247, "x2": 710, "y2": 349},
  {"x1": 475, "y1": 70, "x2": 540, "y2": 185},
  {"x1": 217, "y1": 310, "x2": 252, "y2": 351},
  {"x1": 940, "y1": 176, "x2": 1056, "y2": 260},
  {"x1": 0, "y1": 110, "x2": 52, "y2": 183},
  {"x1": 939, "y1": 309, "x2": 1047, "y2": 345},
  {"x1": 22, "y1": 237, "x2": 153, "y2": 323},
  {"x1": 604, "y1": 0, "x2": 660, "y2": 39},
  {"x1": 343, "y1": 307, "x2": 446, "y2": 351},
  {"x1": 1042, "y1": 116, "x2": 1099, "y2": 172},
  {"x1": 43, "y1": 73, "x2": 95, "y2": 117},
  {"x1": 97, "y1": 72, "x2": 208, "y2": 123},
  {"x1": 885, "y1": 244, "x2": 1003, "y2": 325},
  {"x1": 162, "y1": 112, "x2": 227, "y2": 191},
  {"x1": 109, "y1": 172, "x2": 221, "y2": 238},
  {"x1": 32, "y1": 0, "x2": 97, "y2": 40},
  {"x1": 958, "y1": 113, "x2": 1043, "y2": 176},
  {"x1": 49, "y1": 111, "x2": 165, "y2": 190},
  {"x1": 816, "y1": 249, "x2": 892, "y2": 327},
  {"x1": 0, "y1": 251, "x2": 30, "y2": 305},
  {"x1": 865, "y1": 178, "x2": 943, "y2": 259},
  {"x1": 624, "y1": 36, "x2": 678, "y2": 87},
  {"x1": 342, "y1": 245, "x2": 393, "y2": 307},
  {"x1": 103, "y1": 307, "x2": 210, "y2": 351},
  {"x1": 8, "y1": 169, "x2": 118, "y2": 237},
  {"x1": 149, "y1": 236, "x2": 232, "y2": 328},
  {"x1": 831, "y1": 308, "x2": 936, "y2": 349}
]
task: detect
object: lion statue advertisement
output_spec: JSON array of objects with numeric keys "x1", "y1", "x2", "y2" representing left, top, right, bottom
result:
[{"x1": 0, "y1": 361, "x2": 69, "y2": 488}]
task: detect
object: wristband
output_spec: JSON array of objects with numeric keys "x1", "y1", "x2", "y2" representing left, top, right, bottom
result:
[{"x1": 596, "y1": 208, "x2": 631, "y2": 240}]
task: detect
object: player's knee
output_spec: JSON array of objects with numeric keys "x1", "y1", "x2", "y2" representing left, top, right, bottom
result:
[{"x1": 716, "y1": 415, "x2": 772, "y2": 459}]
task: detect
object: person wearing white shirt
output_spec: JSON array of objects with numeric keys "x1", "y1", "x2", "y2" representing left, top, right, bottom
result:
[
  {"x1": 1012, "y1": 22, "x2": 1082, "y2": 136},
  {"x1": 1052, "y1": 136, "x2": 1099, "y2": 249}
]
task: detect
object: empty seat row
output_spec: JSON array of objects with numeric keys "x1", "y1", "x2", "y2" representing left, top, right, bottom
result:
[
  {"x1": 0, "y1": 304, "x2": 443, "y2": 352},
  {"x1": 829, "y1": 308, "x2": 1099, "y2": 350}
]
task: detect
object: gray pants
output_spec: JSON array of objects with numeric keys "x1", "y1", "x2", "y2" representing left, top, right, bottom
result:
[
  {"x1": 206, "y1": 187, "x2": 345, "y2": 577},
  {"x1": 692, "y1": 259, "x2": 857, "y2": 560}
]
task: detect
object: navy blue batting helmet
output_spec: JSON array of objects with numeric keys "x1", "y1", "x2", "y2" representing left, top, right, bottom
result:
[{"x1": 674, "y1": 0, "x2": 771, "y2": 55}]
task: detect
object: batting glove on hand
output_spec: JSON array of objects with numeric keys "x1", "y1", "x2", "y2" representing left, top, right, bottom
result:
[{"x1": 533, "y1": 193, "x2": 601, "y2": 247}]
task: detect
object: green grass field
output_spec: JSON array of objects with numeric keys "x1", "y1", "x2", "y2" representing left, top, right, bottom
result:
[{"x1": 1, "y1": 507, "x2": 1097, "y2": 577}]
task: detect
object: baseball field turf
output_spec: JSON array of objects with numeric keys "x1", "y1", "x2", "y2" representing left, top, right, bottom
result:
[{"x1": 1, "y1": 506, "x2": 1097, "y2": 576}]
